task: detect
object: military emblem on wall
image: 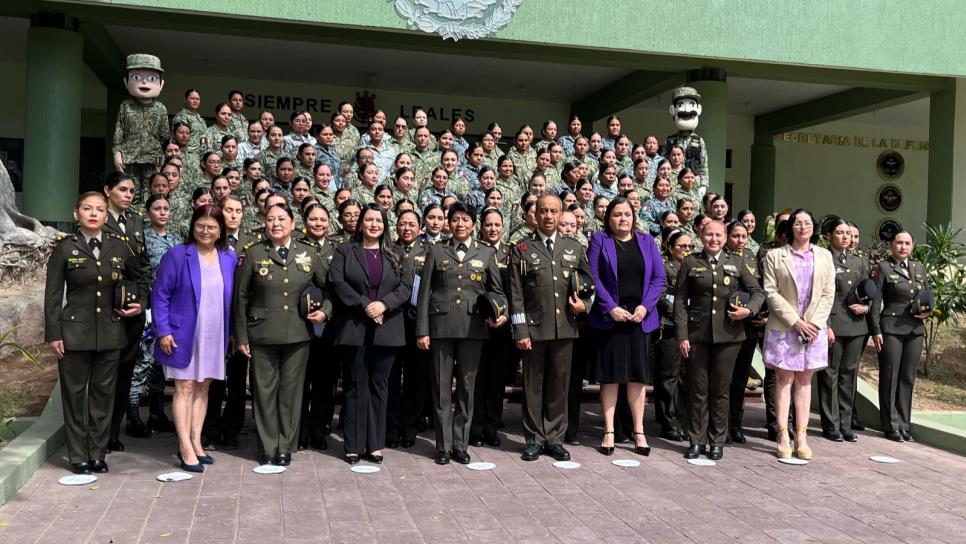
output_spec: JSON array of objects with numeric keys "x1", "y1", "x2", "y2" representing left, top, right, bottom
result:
[
  {"x1": 877, "y1": 218, "x2": 903, "y2": 242},
  {"x1": 876, "y1": 150, "x2": 905, "y2": 180},
  {"x1": 875, "y1": 184, "x2": 903, "y2": 213},
  {"x1": 394, "y1": 0, "x2": 524, "y2": 41}
]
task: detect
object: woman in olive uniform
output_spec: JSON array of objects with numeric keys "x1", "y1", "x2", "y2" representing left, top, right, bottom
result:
[
  {"x1": 870, "y1": 231, "x2": 930, "y2": 442},
  {"x1": 234, "y1": 203, "x2": 332, "y2": 466},
  {"x1": 674, "y1": 220, "x2": 763, "y2": 461},
  {"x1": 654, "y1": 229, "x2": 692, "y2": 442},
  {"x1": 45, "y1": 192, "x2": 146, "y2": 474},
  {"x1": 416, "y1": 203, "x2": 505, "y2": 465},
  {"x1": 819, "y1": 219, "x2": 871, "y2": 443}
]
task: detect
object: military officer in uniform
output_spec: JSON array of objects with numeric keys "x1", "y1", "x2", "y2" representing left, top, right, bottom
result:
[
  {"x1": 101, "y1": 173, "x2": 150, "y2": 451},
  {"x1": 415, "y1": 203, "x2": 505, "y2": 465},
  {"x1": 674, "y1": 220, "x2": 764, "y2": 461},
  {"x1": 509, "y1": 194, "x2": 591, "y2": 462},
  {"x1": 234, "y1": 203, "x2": 332, "y2": 466},
  {"x1": 655, "y1": 229, "x2": 692, "y2": 441},
  {"x1": 45, "y1": 192, "x2": 146, "y2": 474},
  {"x1": 819, "y1": 218, "x2": 872, "y2": 443},
  {"x1": 870, "y1": 231, "x2": 930, "y2": 442}
]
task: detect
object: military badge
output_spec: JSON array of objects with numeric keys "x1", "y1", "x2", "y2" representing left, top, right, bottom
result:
[{"x1": 259, "y1": 267, "x2": 269, "y2": 276}]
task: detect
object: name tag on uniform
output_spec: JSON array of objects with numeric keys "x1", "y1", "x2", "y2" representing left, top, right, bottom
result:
[
  {"x1": 469, "y1": 259, "x2": 483, "y2": 268},
  {"x1": 67, "y1": 257, "x2": 87, "y2": 264},
  {"x1": 256, "y1": 259, "x2": 273, "y2": 265},
  {"x1": 694, "y1": 266, "x2": 707, "y2": 272},
  {"x1": 563, "y1": 254, "x2": 577, "y2": 262},
  {"x1": 723, "y1": 264, "x2": 737, "y2": 274}
]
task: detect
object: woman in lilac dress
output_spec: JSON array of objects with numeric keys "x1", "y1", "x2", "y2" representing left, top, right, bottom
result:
[
  {"x1": 153, "y1": 205, "x2": 236, "y2": 472},
  {"x1": 760, "y1": 209, "x2": 835, "y2": 460}
]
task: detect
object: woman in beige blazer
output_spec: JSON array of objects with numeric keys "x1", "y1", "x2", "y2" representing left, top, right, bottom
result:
[{"x1": 760, "y1": 209, "x2": 835, "y2": 460}]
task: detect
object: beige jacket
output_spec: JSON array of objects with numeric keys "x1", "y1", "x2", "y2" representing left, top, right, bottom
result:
[{"x1": 761, "y1": 244, "x2": 836, "y2": 331}]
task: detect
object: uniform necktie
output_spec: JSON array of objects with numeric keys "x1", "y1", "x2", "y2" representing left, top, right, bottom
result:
[
  {"x1": 546, "y1": 238, "x2": 554, "y2": 254},
  {"x1": 901, "y1": 261, "x2": 908, "y2": 269},
  {"x1": 709, "y1": 256, "x2": 718, "y2": 269},
  {"x1": 278, "y1": 246, "x2": 289, "y2": 261},
  {"x1": 838, "y1": 253, "x2": 847, "y2": 265},
  {"x1": 88, "y1": 237, "x2": 101, "y2": 258},
  {"x1": 457, "y1": 243, "x2": 468, "y2": 252},
  {"x1": 228, "y1": 235, "x2": 238, "y2": 248},
  {"x1": 404, "y1": 245, "x2": 412, "y2": 254},
  {"x1": 117, "y1": 214, "x2": 127, "y2": 234},
  {"x1": 456, "y1": 242, "x2": 467, "y2": 261}
]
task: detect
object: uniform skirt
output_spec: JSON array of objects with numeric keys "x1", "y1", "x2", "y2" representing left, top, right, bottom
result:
[{"x1": 592, "y1": 322, "x2": 652, "y2": 385}]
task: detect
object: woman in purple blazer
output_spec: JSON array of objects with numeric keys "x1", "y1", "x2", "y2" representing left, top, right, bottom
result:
[
  {"x1": 587, "y1": 197, "x2": 666, "y2": 456},
  {"x1": 152, "y1": 205, "x2": 236, "y2": 472}
]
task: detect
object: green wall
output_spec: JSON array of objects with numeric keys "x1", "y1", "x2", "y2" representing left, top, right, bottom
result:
[{"x1": 74, "y1": 0, "x2": 966, "y2": 78}]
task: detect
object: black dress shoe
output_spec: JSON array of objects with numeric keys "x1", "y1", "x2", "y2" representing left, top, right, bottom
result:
[
  {"x1": 434, "y1": 451, "x2": 450, "y2": 465},
  {"x1": 197, "y1": 454, "x2": 215, "y2": 465},
  {"x1": 310, "y1": 436, "x2": 328, "y2": 450},
  {"x1": 400, "y1": 438, "x2": 415, "y2": 448},
  {"x1": 842, "y1": 431, "x2": 858, "y2": 442},
  {"x1": 823, "y1": 431, "x2": 845, "y2": 442},
  {"x1": 684, "y1": 444, "x2": 705, "y2": 459},
  {"x1": 275, "y1": 453, "x2": 292, "y2": 466},
  {"x1": 632, "y1": 432, "x2": 651, "y2": 456},
  {"x1": 598, "y1": 431, "x2": 615, "y2": 456},
  {"x1": 219, "y1": 435, "x2": 240, "y2": 450},
  {"x1": 344, "y1": 453, "x2": 360, "y2": 465},
  {"x1": 706, "y1": 446, "x2": 723, "y2": 461},
  {"x1": 106, "y1": 438, "x2": 124, "y2": 453},
  {"x1": 70, "y1": 462, "x2": 92, "y2": 475},
  {"x1": 482, "y1": 433, "x2": 501, "y2": 447},
  {"x1": 451, "y1": 450, "x2": 471, "y2": 464},
  {"x1": 900, "y1": 430, "x2": 915, "y2": 442},
  {"x1": 728, "y1": 430, "x2": 747, "y2": 444},
  {"x1": 521, "y1": 444, "x2": 541, "y2": 461},
  {"x1": 661, "y1": 429, "x2": 686, "y2": 442},
  {"x1": 468, "y1": 435, "x2": 484, "y2": 447},
  {"x1": 125, "y1": 419, "x2": 151, "y2": 438},
  {"x1": 366, "y1": 452, "x2": 384, "y2": 464},
  {"x1": 177, "y1": 452, "x2": 204, "y2": 473},
  {"x1": 201, "y1": 436, "x2": 219, "y2": 451},
  {"x1": 884, "y1": 431, "x2": 904, "y2": 442},
  {"x1": 90, "y1": 459, "x2": 109, "y2": 473},
  {"x1": 851, "y1": 422, "x2": 866, "y2": 431},
  {"x1": 543, "y1": 444, "x2": 571, "y2": 461}
]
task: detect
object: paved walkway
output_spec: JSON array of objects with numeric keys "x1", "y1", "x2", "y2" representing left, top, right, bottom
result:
[{"x1": 1, "y1": 401, "x2": 965, "y2": 544}]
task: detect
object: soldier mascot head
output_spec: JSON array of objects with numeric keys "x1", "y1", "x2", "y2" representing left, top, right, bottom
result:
[
  {"x1": 664, "y1": 86, "x2": 709, "y2": 193},
  {"x1": 112, "y1": 54, "x2": 169, "y2": 204}
]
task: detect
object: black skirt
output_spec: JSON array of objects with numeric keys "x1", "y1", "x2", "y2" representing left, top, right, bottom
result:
[{"x1": 593, "y1": 322, "x2": 652, "y2": 385}]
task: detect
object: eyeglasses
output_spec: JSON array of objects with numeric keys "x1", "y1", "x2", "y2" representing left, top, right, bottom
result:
[
  {"x1": 674, "y1": 244, "x2": 694, "y2": 250},
  {"x1": 194, "y1": 224, "x2": 219, "y2": 232},
  {"x1": 793, "y1": 223, "x2": 812, "y2": 229}
]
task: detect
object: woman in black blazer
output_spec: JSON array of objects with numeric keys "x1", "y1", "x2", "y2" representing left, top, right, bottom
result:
[{"x1": 328, "y1": 203, "x2": 413, "y2": 464}]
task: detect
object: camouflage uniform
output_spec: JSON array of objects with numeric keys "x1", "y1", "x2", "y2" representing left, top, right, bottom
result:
[
  {"x1": 508, "y1": 148, "x2": 536, "y2": 184},
  {"x1": 171, "y1": 108, "x2": 207, "y2": 155},
  {"x1": 315, "y1": 144, "x2": 343, "y2": 187},
  {"x1": 294, "y1": 163, "x2": 314, "y2": 181},
  {"x1": 237, "y1": 139, "x2": 265, "y2": 162},
  {"x1": 671, "y1": 186, "x2": 702, "y2": 209},
  {"x1": 113, "y1": 98, "x2": 169, "y2": 203},
  {"x1": 256, "y1": 147, "x2": 288, "y2": 183},
  {"x1": 482, "y1": 148, "x2": 501, "y2": 170},
  {"x1": 447, "y1": 172, "x2": 472, "y2": 201},
  {"x1": 417, "y1": 187, "x2": 454, "y2": 211},
  {"x1": 354, "y1": 184, "x2": 376, "y2": 205},
  {"x1": 229, "y1": 111, "x2": 248, "y2": 141},
  {"x1": 283, "y1": 133, "x2": 316, "y2": 157},
  {"x1": 392, "y1": 186, "x2": 418, "y2": 206},
  {"x1": 407, "y1": 128, "x2": 437, "y2": 151},
  {"x1": 664, "y1": 132, "x2": 709, "y2": 190},
  {"x1": 204, "y1": 124, "x2": 235, "y2": 154},
  {"x1": 411, "y1": 148, "x2": 438, "y2": 190},
  {"x1": 332, "y1": 131, "x2": 357, "y2": 168},
  {"x1": 641, "y1": 197, "x2": 676, "y2": 237}
]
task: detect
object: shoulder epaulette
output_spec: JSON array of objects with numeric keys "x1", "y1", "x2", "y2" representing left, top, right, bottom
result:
[
  {"x1": 294, "y1": 237, "x2": 314, "y2": 247},
  {"x1": 241, "y1": 240, "x2": 258, "y2": 251}
]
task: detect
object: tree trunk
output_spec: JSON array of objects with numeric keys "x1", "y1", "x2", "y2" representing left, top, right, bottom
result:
[{"x1": 0, "y1": 160, "x2": 60, "y2": 247}]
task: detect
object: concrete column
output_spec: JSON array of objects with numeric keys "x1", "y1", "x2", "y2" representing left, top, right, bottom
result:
[
  {"x1": 749, "y1": 132, "x2": 777, "y2": 239},
  {"x1": 927, "y1": 79, "x2": 966, "y2": 234},
  {"x1": 23, "y1": 13, "x2": 83, "y2": 223},
  {"x1": 688, "y1": 68, "x2": 728, "y2": 195}
]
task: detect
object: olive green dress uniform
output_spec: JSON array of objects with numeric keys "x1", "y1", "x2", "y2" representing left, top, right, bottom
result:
[
  {"x1": 415, "y1": 238, "x2": 504, "y2": 454},
  {"x1": 818, "y1": 250, "x2": 872, "y2": 436},
  {"x1": 674, "y1": 251, "x2": 764, "y2": 447},
  {"x1": 234, "y1": 238, "x2": 333, "y2": 460},
  {"x1": 655, "y1": 257, "x2": 687, "y2": 436},
  {"x1": 870, "y1": 257, "x2": 927, "y2": 436},
  {"x1": 725, "y1": 248, "x2": 763, "y2": 440},
  {"x1": 509, "y1": 233, "x2": 592, "y2": 447},
  {"x1": 103, "y1": 211, "x2": 150, "y2": 447},
  {"x1": 113, "y1": 98, "x2": 170, "y2": 204},
  {"x1": 44, "y1": 232, "x2": 148, "y2": 464}
]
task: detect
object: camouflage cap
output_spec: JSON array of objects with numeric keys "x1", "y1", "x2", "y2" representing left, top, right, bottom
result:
[
  {"x1": 126, "y1": 53, "x2": 164, "y2": 73},
  {"x1": 671, "y1": 86, "x2": 701, "y2": 104}
]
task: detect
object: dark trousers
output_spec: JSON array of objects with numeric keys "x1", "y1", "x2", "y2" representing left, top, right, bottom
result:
[
  {"x1": 655, "y1": 326, "x2": 687, "y2": 433},
  {"x1": 522, "y1": 339, "x2": 573, "y2": 446},
  {"x1": 60, "y1": 349, "x2": 120, "y2": 464},
  {"x1": 341, "y1": 345, "x2": 396, "y2": 455},
  {"x1": 818, "y1": 334, "x2": 864, "y2": 433},
  {"x1": 877, "y1": 333, "x2": 923, "y2": 433},
  {"x1": 109, "y1": 337, "x2": 140, "y2": 440},
  {"x1": 728, "y1": 330, "x2": 759, "y2": 432},
  {"x1": 686, "y1": 341, "x2": 741, "y2": 446},
  {"x1": 401, "y1": 317, "x2": 432, "y2": 441},
  {"x1": 430, "y1": 339, "x2": 482, "y2": 452},
  {"x1": 566, "y1": 332, "x2": 591, "y2": 439},
  {"x1": 206, "y1": 352, "x2": 248, "y2": 440},
  {"x1": 250, "y1": 341, "x2": 310, "y2": 458},
  {"x1": 301, "y1": 334, "x2": 339, "y2": 442},
  {"x1": 471, "y1": 326, "x2": 513, "y2": 437}
]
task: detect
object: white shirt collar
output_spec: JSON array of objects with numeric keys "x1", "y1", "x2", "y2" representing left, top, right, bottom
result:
[{"x1": 538, "y1": 231, "x2": 557, "y2": 246}]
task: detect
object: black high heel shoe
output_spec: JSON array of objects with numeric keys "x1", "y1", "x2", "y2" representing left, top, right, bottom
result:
[
  {"x1": 632, "y1": 432, "x2": 651, "y2": 457},
  {"x1": 598, "y1": 430, "x2": 615, "y2": 456},
  {"x1": 176, "y1": 451, "x2": 204, "y2": 473},
  {"x1": 344, "y1": 453, "x2": 360, "y2": 465}
]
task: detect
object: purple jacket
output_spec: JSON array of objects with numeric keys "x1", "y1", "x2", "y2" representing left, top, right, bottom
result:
[
  {"x1": 152, "y1": 243, "x2": 236, "y2": 369},
  {"x1": 587, "y1": 230, "x2": 666, "y2": 333}
]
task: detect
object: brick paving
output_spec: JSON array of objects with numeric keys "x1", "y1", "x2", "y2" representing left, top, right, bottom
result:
[{"x1": 1, "y1": 401, "x2": 965, "y2": 543}]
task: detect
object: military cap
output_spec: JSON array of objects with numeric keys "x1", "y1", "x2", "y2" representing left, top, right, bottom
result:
[
  {"x1": 846, "y1": 278, "x2": 878, "y2": 306},
  {"x1": 728, "y1": 291, "x2": 751, "y2": 317},
  {"x1": 113, "y1": 279, "x2": 139, "y2": 310},
  {"x1": 126, "y1": 53, "x2": 164, "y2": 73},
  {"x1": 477, "y1": 292, "x2": 508, "y2": 321},
  {"x1": 300, "y1": 286, "x2": 325, "y2": 319},
  {"x1": 568, "y1": 268, "x2": 595, "y2": 300},
  {"x1": 671, "y1": 86, "x2": 701, "y2": 104},
  {"x1": 912, "y1": 287, "x2": 934, "y2": 315}
]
